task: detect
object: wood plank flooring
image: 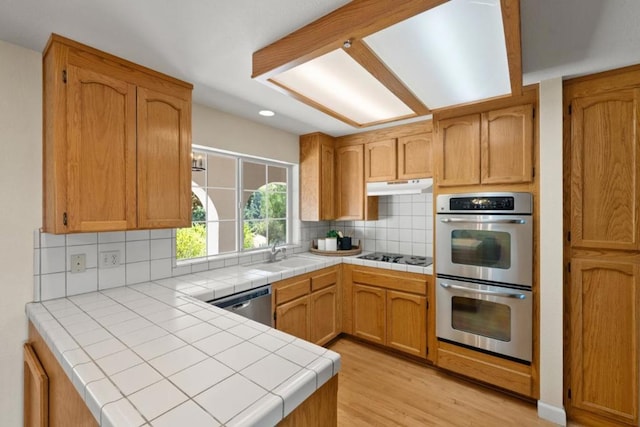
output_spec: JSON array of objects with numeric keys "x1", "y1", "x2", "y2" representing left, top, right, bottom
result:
[{"x1": 328, "y1": 338, "x2": 562, "y2": 427}]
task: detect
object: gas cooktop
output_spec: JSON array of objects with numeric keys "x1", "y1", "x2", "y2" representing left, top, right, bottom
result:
[{"x1": 357, "y1": 252, "x2": 433, "y2": 267}]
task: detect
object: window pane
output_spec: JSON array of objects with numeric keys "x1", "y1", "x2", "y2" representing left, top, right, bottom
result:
[
  {"x1": 207, "y1": 154, "x2": 236, "y2": 188},
  {"x1": 243, "y1": 161, "x2": 266, "y2": 191},
  {"x1": 268, "y1": 165, "x2": 286, "y2": 183},
  {"x1": 244, "y1": 220, "x2": 267, "y2": 249},
  {"x1": 267, "y1": 219, "x2": 287, "y2": 245},
  {"x1": 192, "y1": 161, "x2": 206, "y2": 187},
  {"x1": 243, "y1": 190, "x2": 265, "y2": 221},
  {"x1": 176, "y1": 222, "x2": 206, "y2": 260},
  {"x1": 191, "y1": 192, "x2": 205, "y2": 222},
  {"x1": 207, "y1": 189, "x2": 236, "y2": 221},
  {"x1": 207, "y1": 220, "x2": 237, "y2": 254}
]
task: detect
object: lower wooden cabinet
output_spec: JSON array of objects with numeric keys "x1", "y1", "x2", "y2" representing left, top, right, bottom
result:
[
  {"x1": 349, "y1": 266, "x2": 430, "y2": 358},
  {"x1": 273, "y1": 266, "x2": 341, "y2": 346},
  {"x1": 26, "y1": 322, "x2": 98, "y2": 427}
]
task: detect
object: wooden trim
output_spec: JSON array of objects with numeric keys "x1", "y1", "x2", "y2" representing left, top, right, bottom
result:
[
  {"x1": 45, "y1": 34, "x2": 192, "y2": 89},
  {"x1": 500, "y1": 0, "x2": 523, "y2": 96},
  {"x1": 336, "y1": 119, "x2": 433, "y2": 147},
  {"x1": 345, "y1": 40, "x2": 430, "y2": 115},
  {"x1": 252, "y1": 0, "x2": 449, "y2": 79}
]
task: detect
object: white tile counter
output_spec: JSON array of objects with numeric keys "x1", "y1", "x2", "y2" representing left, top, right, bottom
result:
[{"x1": 26, "y1": 252, "x2": 432, "y2": 426}]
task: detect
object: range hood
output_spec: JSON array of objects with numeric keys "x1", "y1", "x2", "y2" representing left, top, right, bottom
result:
[{"x1": 366, "y1": 178, "x2": 433, "y2": 196}]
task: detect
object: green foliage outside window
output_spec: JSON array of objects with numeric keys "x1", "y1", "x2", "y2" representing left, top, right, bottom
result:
[
  {"x1": 243, "y1": 183, "x2": 287, "y2": 248},
  {"x1": 176, "y1": 223, "x2": 206, "y2": 259}
]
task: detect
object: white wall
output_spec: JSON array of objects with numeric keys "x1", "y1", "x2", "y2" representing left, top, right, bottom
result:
[
  {"x1": 0, "y1": 40, "x2": 42, "y2": 426},
  {"x1": 192, "y1": 104, "x2": 299, "y2": 164},
  {"x1": 538, "y1": 77, "x2": 567, "y2": 425}
]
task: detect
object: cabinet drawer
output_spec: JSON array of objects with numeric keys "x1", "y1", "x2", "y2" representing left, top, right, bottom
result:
[
  {"x1": 352, "y1": 270, "x2": 427, "y2": 295},
  {"x1": 311, "y1": 270, "x2": 338, "y2": 292},
  {"x1": 275, "y1": 279, "x2": 310, "y2": 305}
]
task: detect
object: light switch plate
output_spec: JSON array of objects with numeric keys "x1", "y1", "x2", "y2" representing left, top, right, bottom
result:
[{"x1": 70, "y1": 254, "x2": 86, "y2": 273}]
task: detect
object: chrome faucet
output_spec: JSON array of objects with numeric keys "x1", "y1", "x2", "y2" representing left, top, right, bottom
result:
[{"x1": 268, "y1": 242, "x2": 286, "y2": 263}]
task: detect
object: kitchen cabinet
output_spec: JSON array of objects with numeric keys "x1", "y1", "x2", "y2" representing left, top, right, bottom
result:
[
  {"x1": 273, "y1": 266, "x2": 341, "y2": 346},
  {"x1": 335, "y1": 145, "x2": 378, "y2": 221},
  {"x1": 300, "y1": 132, "x2": 335, "y2": 221},
  {"x1": 569, "y1": 258, "x2": 639, "y2": 425},
  {"x1": 435, "y1": 104, "x2": 533, "y2": 187},
  {"x1": 26, "y1": 323, "x2": 98, "y2": 427},
  {"x1": 349, "y1": 266, "x2": 429, "y2": 358},
  {"x1": 565, "y1": 67, "x2": 640, "y2": 426},
  {"x1": 364, "y1": 133, "x2": 433, "y2": 182},
  {"x1": 43, "y1": 34, "x2": 192, "y2": 233}
]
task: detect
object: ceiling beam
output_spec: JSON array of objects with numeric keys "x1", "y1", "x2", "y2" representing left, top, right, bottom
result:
[
  {"x1": 344, "y1": 40, "x2": 431, "y2": 116},
  {"x1": 252, "y1": 0, "x2": 449, "y2": 80},
  {"x1": 501, "y1": 0, "x2": 523, "y2": 95}
]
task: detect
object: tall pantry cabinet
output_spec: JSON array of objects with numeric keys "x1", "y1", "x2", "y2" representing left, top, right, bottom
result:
[
  {"x1": 43, "y1": 34, "x2": 192, "y2": 233},
  {"x1": 565, "y1": 66, "x2": 640, "y2": 426}
]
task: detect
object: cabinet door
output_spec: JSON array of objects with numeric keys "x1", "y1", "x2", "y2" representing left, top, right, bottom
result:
[
  {"x1": 66, "y1": 64, "x2": 137, "y2": 232},
  {"x1": 276, "y1": 296, "x2": 310, "y2": 341},
  {"x1": 24, "y1": 343, "x2": 48, "y2": 427},
  {"x1": 352, "y1": 284, "x2": 385, "y2": 345},
  {"x1": 386, "y1": 291, "x2": 427, "y2": 358},
  {"x1": 571, "y1": 89, "x2": 640, "y2": 250},
  {"x1": 336, "y1": 145, "x2": 364, "y2": 220},
  {"x1": 398, "y1": 133, "x2": 433, "y2": 179},
  {"x1": 310, "y1": 285, "x2": 339, "y2": 345},
  {"x1": 299, "y1": 134, "x2": 334, "y2": 221},
  {"x1": 481, "y1": 104, "x2": 533, "y2": 184},
  {"x1": 570, "y1": 258, "x2": 639, "y2": 425},
  {"x1": 320, "y1": 139, "x2": 335, "y2": 220},
  {"x1": 436, "y1": 114, "x2": 481, "y2": 186},
  {"x1": 137, "y1": 87, "x2": 192, "y2": 229},
  {"x1": 365, "y1": 139, "x2": 397, "y2": 182}
]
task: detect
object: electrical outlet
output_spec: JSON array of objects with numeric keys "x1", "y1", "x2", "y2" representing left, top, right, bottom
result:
[
  {"x1": 100, "y1": 250, "x2": 120, "y2": 269},
  {"x1": 70, "y1": 254, "x2": 86, "y2": 273}
]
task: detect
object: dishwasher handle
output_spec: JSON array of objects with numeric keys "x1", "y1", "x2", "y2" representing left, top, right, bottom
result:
[{"x1": 231, "y1": 301, "x2": 251, "y2": 311}]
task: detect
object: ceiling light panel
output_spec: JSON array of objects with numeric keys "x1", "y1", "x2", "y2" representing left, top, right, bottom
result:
[
  {"x1": 364, "y1": 0, "x2": 511, "y2": 109},
  {"x1": 271, "y1": 49, "x2": 414, "y2": 125}
]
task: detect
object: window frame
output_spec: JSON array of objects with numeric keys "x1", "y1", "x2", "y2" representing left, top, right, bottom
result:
[{"x1": 179, "y1": 144, "x2": 293, "y2": 262}]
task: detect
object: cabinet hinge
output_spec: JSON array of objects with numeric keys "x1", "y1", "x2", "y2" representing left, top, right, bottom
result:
[
  {"x1": 567, "y1": 388, "x2": 572, "y2": 399},
  {"x1": 568, "y1": 105, "x2": 572, "y2": 115},
  {"x1": 63, "y1": 212, "x2": 68, "y2": 226},
  {"x1": 532, "y1": 166, "x2": 535, "y2": 178},
  {"x1": 62, "y1": 69, "x2": 67, "y2": 84},
  {"x1": 273, "y1": 312, "x2": 277, "y2": 321},
  {"x1": 567, "y1": 262, "x2": 571, "y2": 273},
  {"x1": 532, "y1": 107, "x2": 535, "y2": 119},
  {"x1": 426, "y1": 346, "x2": 429, "y2": 355},
  {"x1": 567, "y1": 232, "x2": 571, "y2": 242},
  {"x1": 426, "y1": 300, "x2": 429, "y2": 310}
]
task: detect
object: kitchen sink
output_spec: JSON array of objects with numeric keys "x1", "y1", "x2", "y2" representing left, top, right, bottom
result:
[
  {"x1": 250, "y1": 263, "x2": 289, "y2": 273},
  {"x1": 274, "y1": 257, "x2": 318, "y2": 268}
]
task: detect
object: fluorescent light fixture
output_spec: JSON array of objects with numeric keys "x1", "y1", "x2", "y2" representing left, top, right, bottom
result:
[
  {"x1": 272, "y1": 49, "x2": 414, "y2": 125},
  {"x1": 259, "y1": 109, "x2": 275, "y2": 117},
  {"x1": 364, "y1": 0, "x2": 511, "y2": 109}
]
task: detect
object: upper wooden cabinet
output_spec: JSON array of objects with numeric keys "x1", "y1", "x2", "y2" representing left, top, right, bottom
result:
[
  {"x1": 300, "y1": 133, "x2": 335, "y2": 221},
  {"x1": 43, "y1": 34, "x2": 192, "y2": 233},
  {"x1": 336, "y1": 145, "x2": 378, "y2": 221},
  {"x1": 570, "y1": 89, "x2": 640, "y2": 250},
  {"x1": 365, "y1": 133, "x2": 433, "y2": 182},
  {"x1": 435, "y1": 104, "x2": 533, "y2": 187}
]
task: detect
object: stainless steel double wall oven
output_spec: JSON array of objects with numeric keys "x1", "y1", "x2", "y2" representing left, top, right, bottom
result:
[{"x1": 435, "y1": 192, "x2": 533, "y2": 363}]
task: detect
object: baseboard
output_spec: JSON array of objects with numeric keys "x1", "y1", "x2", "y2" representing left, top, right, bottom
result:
[{"x1": 538, "y1": 401, "x2": 567, "y2": 425}]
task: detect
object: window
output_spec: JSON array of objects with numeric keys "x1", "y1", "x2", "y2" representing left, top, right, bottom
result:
[{"x1": 176, "y1": 146, "x2": 291, "y2": 261}]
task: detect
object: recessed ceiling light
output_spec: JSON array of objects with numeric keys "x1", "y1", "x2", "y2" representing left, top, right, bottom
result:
[{"x1": 259, "y1": 110, "x2": 275, "y2": 117}]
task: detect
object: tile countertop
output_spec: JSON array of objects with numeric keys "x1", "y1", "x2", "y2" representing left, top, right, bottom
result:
[{"x1": 25, "y1": 252, "x2": 432, "y2": 426}]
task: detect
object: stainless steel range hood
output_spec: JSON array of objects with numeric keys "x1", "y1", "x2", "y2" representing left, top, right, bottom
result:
[{"x1": 366, "y1": 178, "x2": 433, "y2": 196}]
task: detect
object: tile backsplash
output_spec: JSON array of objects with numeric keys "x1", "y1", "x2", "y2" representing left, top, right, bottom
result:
[
  {"x1": 301, "y1": 193, "x2": 434, "y2": 257},
  {"x1": 33, "y1": 229, "x2": 283, "y2": 302},
  {"x1": 34, "y1": 193, "x2": 433, "y2": 302}
]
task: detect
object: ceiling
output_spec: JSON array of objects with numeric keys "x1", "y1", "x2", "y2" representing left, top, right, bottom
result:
[{"x1": 1, "y1": 0, "x2": 640, "y2": 137}]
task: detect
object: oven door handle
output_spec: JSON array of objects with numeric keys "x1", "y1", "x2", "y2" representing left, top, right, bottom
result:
[
  {"x1": 440, "y1": 218, "x2": 526, "y2": 224},
  {"x1": 439, "y1": 282, "x2": 527, "y2": 299}
]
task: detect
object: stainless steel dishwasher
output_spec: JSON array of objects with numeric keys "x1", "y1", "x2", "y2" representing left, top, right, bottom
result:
[{"x1": 208, "y1": 284, "x2": 273, "y2": 327}]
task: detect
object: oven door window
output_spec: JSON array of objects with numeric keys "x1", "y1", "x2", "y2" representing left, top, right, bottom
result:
[
  {"x1": 451, "y1": 230, "x2": 511, "y2": 269},
  {"x1": 451, "y1": 296, "x2": 511, "y2": 342}
]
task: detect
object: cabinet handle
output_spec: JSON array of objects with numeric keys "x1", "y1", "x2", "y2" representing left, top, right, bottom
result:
[
  {"x1": 439, "y1": 282, "x2": 527, "y2": 299},
  {"x1": 440, "y1": 218, "x2": 526, "y2": 224}
]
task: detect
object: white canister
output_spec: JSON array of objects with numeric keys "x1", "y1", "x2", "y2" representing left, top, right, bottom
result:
[
  {"x1": 325, "y1": 237, "x2": 337, "y2": 251},
  {"x1": 317, "y1": 239, "x2": 326, "y2": 250}
]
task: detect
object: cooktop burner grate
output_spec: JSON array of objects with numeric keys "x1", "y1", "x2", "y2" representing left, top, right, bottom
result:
[{"x1": 357, "y1": 252, "x2": 432, "y2": 267}]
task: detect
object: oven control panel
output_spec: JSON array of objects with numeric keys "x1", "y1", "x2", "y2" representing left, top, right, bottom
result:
[
  {"x1": 437, "y1": 192, "x2": 532, "y2": 214},
  {"x1": 449, "y1": 196, "x2": 514, "y2": 211}
]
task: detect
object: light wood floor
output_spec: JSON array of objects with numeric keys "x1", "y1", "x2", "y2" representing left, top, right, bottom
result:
[{"x1": 328, "y1": 338, "x2": 560, "y2": 427}]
